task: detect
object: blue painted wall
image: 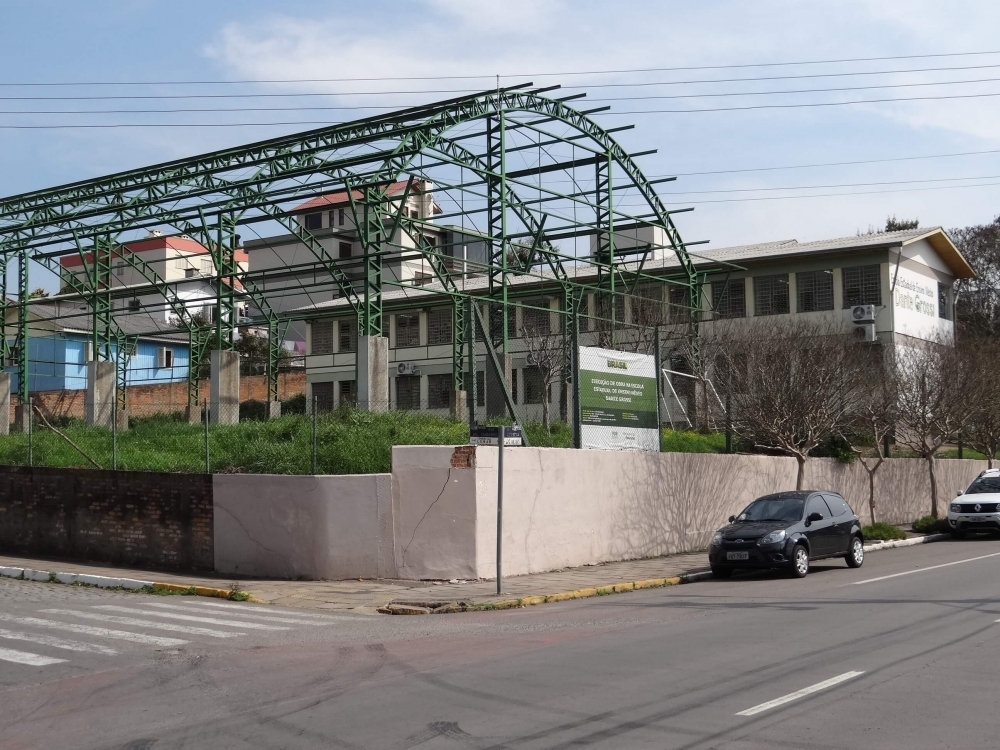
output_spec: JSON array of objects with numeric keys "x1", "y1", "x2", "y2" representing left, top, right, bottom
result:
[{"x1": 4, "y1": 334, "x2": 190, "y2": 393}]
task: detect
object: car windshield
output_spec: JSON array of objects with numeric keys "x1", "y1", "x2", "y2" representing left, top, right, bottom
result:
[
  {"x1": 966, "y1": 477, "x2": 1000, "y2": 495},
  {"x1": 736, "y1": 497, "x2": 804, "y2": 523}
]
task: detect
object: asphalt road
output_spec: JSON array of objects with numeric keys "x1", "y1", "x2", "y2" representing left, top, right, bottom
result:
[{"x1": 3, "y1": 538, "x2": 1000, "y2": 750}]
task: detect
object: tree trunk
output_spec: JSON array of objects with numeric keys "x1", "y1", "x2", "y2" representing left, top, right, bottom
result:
[
  {"x1": 795, "y1": 455, "x2": 806, "y2": 491},
  {"x1": 868, "y1": 469, "x2": 877, "y2": 526},
  {"x1": 541, "y1": 395, "x2": 550, "y2": 431},
  {"x1": 927, "y1": 452, "x2": 939, "y2": 518}
]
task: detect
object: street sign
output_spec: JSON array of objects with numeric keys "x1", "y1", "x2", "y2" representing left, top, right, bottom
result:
[{"x1": 470, "y1": 425, "x2": 524, "y2": 446}]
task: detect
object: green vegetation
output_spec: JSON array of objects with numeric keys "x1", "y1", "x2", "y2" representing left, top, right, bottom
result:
[
  {"x1": 862, "y1": 522, "x2": 907, "y2": 541},
  {"x1": 912, "y1": 515, "x2": 952, "y2": 535},
  {"x1": 660, "y1": 429, "x2": 727, "y2": 454}
]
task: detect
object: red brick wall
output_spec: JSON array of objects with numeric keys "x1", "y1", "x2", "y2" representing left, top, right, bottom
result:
[
  {"x1": 11, "y1": 370, "x2": 306, "y2": 421},
  {"x1": 0, "y1": 466, "x2": 214, "y2": 571}
]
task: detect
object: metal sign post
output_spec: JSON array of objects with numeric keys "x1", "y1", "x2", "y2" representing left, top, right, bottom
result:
[{"x1": 497, "y1": 425, "x2": 504, "y2": 595}]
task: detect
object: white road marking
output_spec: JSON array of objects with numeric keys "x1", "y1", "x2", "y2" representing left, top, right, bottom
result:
[
  {"x1": 852, "y1": 552, "x2": 1000, "y2": 585},
  {"x1": 0, "y1": 627, "x2": 118, "y2": 655},
  {"x1": 736, "y1": 672, "x2": 865, "y2": 716},
  {"x1": 182, "y1": 600, "x2": 353, "y2": 620},
  {"x1": 92, "y1": 605, "x2": 290, "y2": 631},
  {"x1": 143, "y1": 602, "x2": 325, "y2": 625},
  {"x1": 0, "y1": 647, "x2": 67, "y2": 667},
  {"x1": 39, "y1": 609, "x2": 245, "y2": 639},
  {"x1": 0, "y1": 613, "x2": 186, "y2": 647}
]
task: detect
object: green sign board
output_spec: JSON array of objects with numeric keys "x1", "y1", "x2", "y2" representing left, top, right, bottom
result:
[{"x1": 578, "y1": 346, "x2": 659, "y2": 451}]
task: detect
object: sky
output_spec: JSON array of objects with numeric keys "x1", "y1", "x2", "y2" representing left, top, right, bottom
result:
[{"x1": 3, "y1": 0, "x2": 1000, "y2": 291}]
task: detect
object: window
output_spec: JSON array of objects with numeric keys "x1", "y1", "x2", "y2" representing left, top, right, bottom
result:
[
  {"x1": 339, "y1": 380, "x2": 356, "y2": 407},
  {"x1": 711, "y1": 279, "x2": 746, "y2": 318},
  {"x1": 511, "y1": 368, "x2": 519, "y2": 404},
  {"x1": 311, "y1": 320, "x2": 334, "y2": 355},
  {"x1": 823, "y1": 494, "x2": 851, "y2": 517},
  {"x1": 156, "y1": 347, "x2": 174, "y2": 369},
  {"x1": 338, "y1": 208, "x2": 346, "y2": 226},
  {"x1": 506, "y1": 303, "x2": 519, "y2": 338},
  {"x1": 806, "y1": 495, "x2": 832, "y2": 519},
  {"x1": 312, "y1": 381, "x2": 334, "y2": 413},
  {"x1": 428, "y1": 374, "x2": 452, "y2": 409},
  {"x1": 338, "y1": 319, "x2": 357, "y2": 353},
  {"x1": 523, "y1": 366, "x2": 545, "y2": 404},
  {"x1": 427, "y1": 307, "x2": 452, "y2": 345},
  {"x1": 128, "y1": 298, "x2": 141, "y2": 312},
  {"x1": 410, "y1": 209, "x2": 419, "y2": 219},
  {"x1": 522, "y1": 299, "x2": 551, "y2": 335},
  {"x1": 338, "y1": 242, "x2": 352, "y2": 259},
  {"x1": 842, "y1": 264, "x2": 881, "y2": 307},
  {"x1": 737, "y1": 496, "x2": 804, "y2": 523},
  {"x1": 668, "y1": 284, "x2": 691, "y2": 323},
  {"x1": 634, "y1": 283, "x2": 666, "y2": 325},
  {"x1": 476, "y1": 370, "x2": 485, "y2": 407},
  {"x1": 797, "y1": 270, "x2": 834, "y2": 312},
  {"x1": 938, "y1": 283, "x2": 952, "y2": 320},
  {"x1": 394, "y1": 313, "x2": 420, "y2": 348},
  {"x1": 396, "y1": 375, "x2": 420, "y2": 410},
  {"x1": 201, "y1": 259, "x2": 213, "y2": 276},
  {"x1": 304, "y1": 212, "x2": 322, "y2": 230},
  {"x1": 753, "y1": 274, "x2": 790, "y2": 316}
]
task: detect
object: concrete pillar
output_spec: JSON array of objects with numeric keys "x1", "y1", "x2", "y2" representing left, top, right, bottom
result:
[
  {"x1": 451, "y1": 390, "x2": 468, "y2": 422},
  {"x1": 186, "y1": 404, "x2": 202, "y2": 424},
  {"x1": 0, "y1": 372, "x2": 9, "y2": 435},
  {"x1": 357, "y1": 336, "x2": 389, "y2": 412},
  {"x1": 85, "y1": 361, "x2": 115, "y2": 428},
  {"x1": 210, "y1": 350, "x2": 240, "y2": 425},
  {"x1": 264, "y1": 401, "x2": 282, "y2": 420},
  {"x1": 485, "y1": 352, "x2": 513, "y2": 419}
]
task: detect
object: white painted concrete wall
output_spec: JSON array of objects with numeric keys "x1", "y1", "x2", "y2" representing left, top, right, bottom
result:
[{"x1": 213, "y1": 473, "x2": 395, "y2": 580}]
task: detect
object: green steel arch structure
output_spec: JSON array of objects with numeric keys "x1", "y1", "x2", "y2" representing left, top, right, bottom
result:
[{"x1": 0, "y1": 84, "x2": 703, "y2": 423}]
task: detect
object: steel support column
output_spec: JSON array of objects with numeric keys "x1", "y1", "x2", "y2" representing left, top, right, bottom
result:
[
  {"x1": 91, "y1": 234, "x2": 114, "y2": 362},
  {"x1": 595, "y1": 152, "x2": 615, "y2": 348},
  {"x1": 16, "y1": 248, "x2": 28, "y2": 405}
]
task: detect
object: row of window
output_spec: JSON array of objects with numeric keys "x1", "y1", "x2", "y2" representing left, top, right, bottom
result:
[
  {"x1": 711, "y1": 265, "x2": 881, "y2": 318},
  {"x1": 303, "y1": 207, "x2": 423, "y2": 232}
]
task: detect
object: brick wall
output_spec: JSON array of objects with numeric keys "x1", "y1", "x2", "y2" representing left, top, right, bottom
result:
[
  {"x1": 10, "y1": 370, "x2": 306, "y2": 421},
  {"x1": 0, "y1": 466, "x2": 214, "y2": 571}
]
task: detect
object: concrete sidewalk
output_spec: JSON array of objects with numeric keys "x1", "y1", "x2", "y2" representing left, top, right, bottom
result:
[{"x1": 0, "y1": 527, "x2": 940, "y2": 615}]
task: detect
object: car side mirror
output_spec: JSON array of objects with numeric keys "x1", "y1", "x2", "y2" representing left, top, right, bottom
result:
[
  {"x1": 807, "y1": 512, "x2": 824, "y2": 523},
  {"x1": 728, "y1": 515, "x2": 736, "y2": 523},
  {"x1": 956, "y1": 490, "x2": 964, "y2": 496}
]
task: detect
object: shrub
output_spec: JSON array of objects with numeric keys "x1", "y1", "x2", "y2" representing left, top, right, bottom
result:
[
  {"x1": 862, "y1": 522, "x2": 906, "y2": 541},
  {"x1": 660, "y1": 429, "x2": 726, "y2": 454},
  {"x1": 912, "y1": 515, "x2": 951, "y2": 535}
]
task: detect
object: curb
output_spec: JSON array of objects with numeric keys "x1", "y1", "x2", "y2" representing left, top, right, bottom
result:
[
  {"x1": 0, "y1": 566, "x2": 260, "y2": 602},
  {"x1": 395, "y1": 533, "x2": 949, "y2": 614}
]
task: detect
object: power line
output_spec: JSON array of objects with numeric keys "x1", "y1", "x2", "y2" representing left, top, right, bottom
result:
[
  {"x1": 671, "y1": 149, "x2": 1000, "y2": 177},
  {"x1": 658, "y1": 180, "x2": 1000, "y2": 205},
  {"x1": 660, "y1": 173, "x2": 1000, "y2": 196},
  {"x1": 3, "y1": 49, "x2": 1000, "y2": 86}
]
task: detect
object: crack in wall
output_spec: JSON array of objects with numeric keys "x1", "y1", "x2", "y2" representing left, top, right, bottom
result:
[
  {"x1": 216, "y1": 502, "x2": 295, "y2": 574},
  {"x1": 400, "y1": 469, "x2": 454, "y2": 568}
]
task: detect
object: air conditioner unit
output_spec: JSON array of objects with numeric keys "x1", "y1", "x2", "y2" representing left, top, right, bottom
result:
[
  {"x1": 851, "y1": 304, "x2": 876, "y2": 323},
  {"x1": 852, "y1": 324, "x2": 877, "y2": 343},
  {"x1": 397, "y1": 362, "x2": 420, "y2": 375}
]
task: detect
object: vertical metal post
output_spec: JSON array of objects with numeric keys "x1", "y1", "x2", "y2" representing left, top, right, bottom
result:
[
  {"x1": 496, "y1": 424, "x2": 504, "y2": 596},
  {"x1": 467, "y1": 296, "x2": 476, "y2": 429},
  {"x1": 204, "y1": 399, "x2": 210, "y2": 474},
  {"x1": 312, "y1": 395, "x2": 318, "y2": 474},
  {"x1": 653, "y1": 325, "x2": 663, "y2": 452},
  {"x1": 112, "y1": 380, "x2": 118, "y2": 470},
  {"x1": 571, "y1": 306, "x2": 582, "y2": 450},
  {"x1": 16, "y1": 248, "x2": 29, "y2": 407},
  {"x1": 27, "y1": 396, "x2": 33, "y2": 467}
]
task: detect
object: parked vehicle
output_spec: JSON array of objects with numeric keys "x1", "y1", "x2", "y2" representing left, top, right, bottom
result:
[
  {"x1": 948, "y1": 468, "x2": 1000, "y2": 538},
  {"x1": 709, "y1": 491, "x2": 865, "y2": 579}
]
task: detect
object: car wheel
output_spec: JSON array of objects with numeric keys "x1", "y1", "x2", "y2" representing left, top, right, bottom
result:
[
  {"x1": 790, "y1": 545, "x2": 810, "y2": 578},
  {"x1": 845, "y1": 536, "x2": 864, "y2": 568},
  {"x1": 711, "y1": 566, "x2": 733, "y2": 579},
  {"x1": 951, "y1": 529, "x2": 966, "y2": 540}
]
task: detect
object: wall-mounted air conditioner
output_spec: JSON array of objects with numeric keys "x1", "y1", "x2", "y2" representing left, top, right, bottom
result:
[
  {"x1": 852, "y1": 324, "x2": 877, "y2": 343},
  {"x1": 397, "y1": 362, "x2": 420, "y2": 375},
  {"x1": 851, "y1": 304, "x2": 876, "y2": 323}
]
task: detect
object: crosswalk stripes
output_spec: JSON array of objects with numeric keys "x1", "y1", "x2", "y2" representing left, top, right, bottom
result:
[
  {"x1": 38, "y1": 609, "x2": 246, "y2": 638},
  {"x1": 0, "y1": 598, "x2": 350, "y2": 671},
  {"x1": 92, "y1": 605, "x2": 292, "y2": 631}
]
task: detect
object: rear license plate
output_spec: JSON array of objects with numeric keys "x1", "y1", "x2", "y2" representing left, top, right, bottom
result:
[
  {"x1": 969, "y1": 518, "x2": 990, "y2": 523},
  {"x1": 726, "y1": 551, "x2": 749, "y2": 561}
]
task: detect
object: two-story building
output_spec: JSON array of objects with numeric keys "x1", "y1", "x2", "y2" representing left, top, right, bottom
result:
[{"x1": 292, "y1": 226, "x2": 974, "y2": 423}]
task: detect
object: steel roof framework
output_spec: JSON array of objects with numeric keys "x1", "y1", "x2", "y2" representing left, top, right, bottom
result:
[{"x1": 0, "y1": 85, "x2": 704, "y2": 418}]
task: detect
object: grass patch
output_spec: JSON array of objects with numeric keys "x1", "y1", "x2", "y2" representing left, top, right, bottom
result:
[
  {"x1": 862, "y1": 522, "x2": 907, "y2": 541},
  {"x1": 912, "y1": 515, "x2": 952, "y2": 535},
  {"x1": 660, "y1": 429, "x2": 727, "y2": 454}
]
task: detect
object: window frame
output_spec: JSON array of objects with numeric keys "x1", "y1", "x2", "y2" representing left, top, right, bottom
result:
[
  {"x1": 711, "y1": 279, "x2": 746, "y2": 319},
  {"x1": 394, "y1": 312, "x2": 420, "y2": 348},
  {"x1": 304, "y1": 212, "x2": 323, "y2": 231},
  {"x1": 796, "y1": 269, "x2": 834, "y2": 313},
  {"x1": 842, "y1": 264, "x2": 882, "y2": 308},
  {"x1": 753, "y1": 273, "x2": 790, "y2": 316}
]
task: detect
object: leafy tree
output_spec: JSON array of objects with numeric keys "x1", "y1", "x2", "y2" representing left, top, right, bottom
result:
[
  {"x1": 951, "y1": 216, "x2": 1000, "y2": 337},
  {"x1": 27, "y1": 287, "x2": 49, "y2": 299},
  {"x1": 884, "y1": 216, "x2": 919, "y2": 232}
]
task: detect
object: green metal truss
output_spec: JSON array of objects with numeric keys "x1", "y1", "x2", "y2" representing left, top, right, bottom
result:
[{"x1": 0, "y1": 86, "x2": 703, "y2": 419}]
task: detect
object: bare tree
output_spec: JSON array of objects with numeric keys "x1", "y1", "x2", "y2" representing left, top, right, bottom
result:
[
  {"x1": 965, "y1": 336, "x2": 1000, "y2": 468},
  {"x1": 521, "y1": 318, "x2": 564, "y2": 430},
  {"x1": 722, "y1": 320, "x2": 859, "y2": 490},
  {"x1": 838, "y1": 344, "x2": 898, "y2": 525},
  {"x1": 892, "y1": 339, "x2": 981, "y2": 517}
]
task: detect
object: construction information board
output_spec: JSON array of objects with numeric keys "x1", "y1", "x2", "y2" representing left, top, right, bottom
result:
[{"x1": 579, "y1": 346, "x2": 659, "y2": 452}]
